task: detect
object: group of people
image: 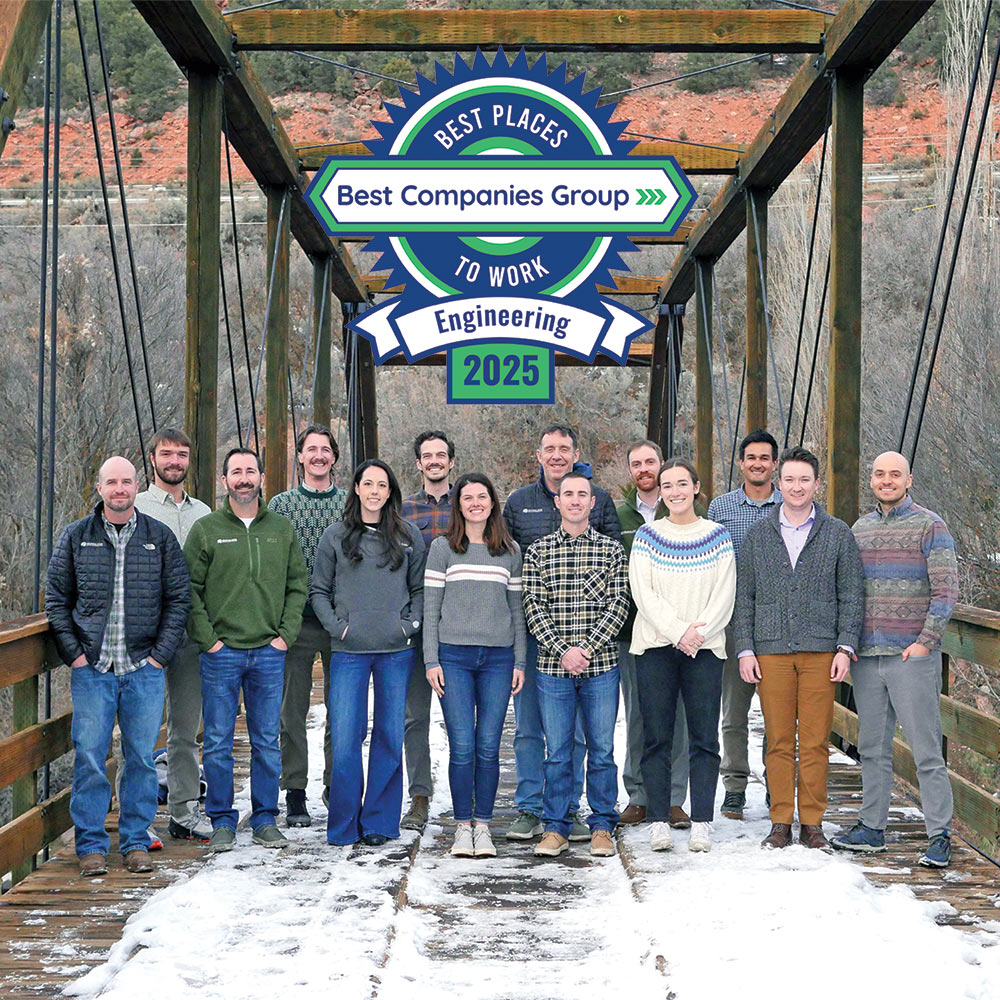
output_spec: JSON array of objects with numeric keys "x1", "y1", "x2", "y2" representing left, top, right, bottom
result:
[{"x1": 44, "y1": 420, "x2": 959, "y2": 876}]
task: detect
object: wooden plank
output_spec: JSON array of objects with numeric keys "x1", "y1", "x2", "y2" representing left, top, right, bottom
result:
[
  {"x1": 0, "y1": 712, "x2": 72, "y2": 790},
  {"x1": 10, "y1": 673, "x2": 38, "y2": 885},
  {"x1": 0, "y1": 614, "x2": 48, "y2": 646},
  {"x1": 133, "y1": 0, "x2": 367, "y2": 302},
  {"x1": 381, "y1": 343, "x2": 653, "y2": 367},
  {"x1": 0, "y1": 788, "x2": 71, "y2": 883},
  {"x1": 311, "y1": 257, "x2": 332, "y2": 428},
  {"x1": 0, "y1": 633, "x2": 46, "y2": 689},
  {"x1": 952, "y1": 604, "x2": 1000, "y2": 633},
  {"x1": 942, "y1": 609, "x2": 1000, "y2": 668},
  {"x1": 0, "y1": 0, "x2": 51, "y2": 159},
  {"x1": 230, "y1": 8, "x2": 831, "y2": 53},
  {"x1": 264, "y1": 186, "x2": 291, "y2": 500},
  {"x1": 694, "y1": 258, "x2": 713, "y2": 499},
  {"x1": 745, "y1": 189, "x2": 767, "y2": 433}
]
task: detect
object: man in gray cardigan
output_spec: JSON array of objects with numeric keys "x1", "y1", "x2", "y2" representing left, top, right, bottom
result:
[{"x1": 734, "y1": 446, "x2": 864, "y2": 851}]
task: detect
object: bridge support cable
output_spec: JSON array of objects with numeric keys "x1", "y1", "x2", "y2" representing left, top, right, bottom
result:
[
  {"x1": 264, "y1": 185, "x2": 292, "y2": 499},
  {"x1": 799, "y1": 249, "x2": 831, "y2": 448},
  {"x1": 308, "y1": 258, "x2": 330, "y2": 425},
  {"x1": 729, "y1": 357, "x2": 747, "y2": 492},
  {"x1": 73, "y1": 0, "x2": 148, "y2": 481},
  {"x1": 898, "y1": 0, "x2": 993, "y2": 457},
  {"x1": 695, "y1": 260, "x2": 726, "y2": 498},
  {"x1": 295, "y1": 274, "x2": 315, "y2": 444},
  {"x1": 219, "y1": 259, "x2": 243, "y2": 443}
]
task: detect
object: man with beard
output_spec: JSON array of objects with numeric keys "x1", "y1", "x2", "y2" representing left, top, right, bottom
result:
[
  {"x1": 184, "y1": 448, "x2": 307, "y2": 852},
  {"x1": 135, "y1": 429, "x2": 212, "y2": 843},
  {"x1": 46, "y1": 457, "x2": 190, "y2": 876},
  {"x1": 268, "y1": 425, "x2": 347, "y2": 827},
  {"x1": 399, "y1": 431, "x2": 455, "y2": 831}
]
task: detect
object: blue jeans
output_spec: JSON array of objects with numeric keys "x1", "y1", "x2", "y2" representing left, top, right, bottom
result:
[
  {"x1": 437, "y1": 643, "x2": 515, "y2": 822},
  {"x1": 537, "y1": 667, "x2": 620, "y2": 836},
  {"x1": 636, "y1": 646, "x2": 724, "y2": 823},
  {"x1": 327, "y1": 649, "x2": 415, "y2": 845},
  {"x1": 200, "y1": 643, "x2": 285, "y2": 832},
  {"x1": 514, "y1": 633, "x2": 585, "y2": 817},
  {"x1": 71, "y1": 662, "x2": 165, "y2": 857}
]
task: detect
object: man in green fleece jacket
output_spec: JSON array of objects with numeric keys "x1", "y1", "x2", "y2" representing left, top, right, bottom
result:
[{"x1": 184, "y1": 447, "x2": 307, "y2": 854}]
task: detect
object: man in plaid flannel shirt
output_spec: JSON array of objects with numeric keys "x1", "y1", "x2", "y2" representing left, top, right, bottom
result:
[{"x1": 522, "y1": 472, "x2": 629, "y2": 859}]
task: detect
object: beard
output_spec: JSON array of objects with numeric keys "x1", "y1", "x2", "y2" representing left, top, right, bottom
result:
[
  {"x1": 228, "y1": 484, "x2": 261, "y2": 503},
  {"x1": 154, "y1": 462, "x2": 187, "y2": 486}
]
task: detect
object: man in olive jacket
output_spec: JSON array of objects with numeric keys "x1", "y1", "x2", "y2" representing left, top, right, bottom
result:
[{"x1": 184, "y1": 447, "x2": 307, "y2": 853}]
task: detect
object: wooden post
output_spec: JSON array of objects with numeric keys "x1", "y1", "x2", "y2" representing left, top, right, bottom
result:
[
  {"x1": 11, "y1": 674, "x2": 38, "y2": 884},
  {"x1": 357, "y1": 337, "x2": 379, "y2": 461},
  {"x1": 826, "y1": 71, "x2": 863, "y2": 526},
  {"x1": 265, "y1": 186, "x2": 291, "y2": 499},
  {"x1": 185, "y1": 68, "x2": 221, "y2": 503},
  {"x1": 694, "y1": 258, "x2": 714, "y2": 499},
  {"x1": 311, "y1": 257, "x2": 332, "y2": 428},
  {"x1": 745, "y1": 188, "x2": 768, "y2": 434},
  {"x1": 0, "y1": 1, "x2": 52, "y2": 160},
  {"x1": 646, "y1": 304, "x2": 684, "y2": 456}
]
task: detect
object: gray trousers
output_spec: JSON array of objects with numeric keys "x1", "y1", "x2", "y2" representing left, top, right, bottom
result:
[
  {"x1": 404, "y1": 645, "x2": 433, "y2": 798},
  {"x1": 852, "y1": 651, "x2": 953, "y2": 838},
  {"x1": 279, "y1": 617, "x2": 332, "y2": 791},
  {"x1": 165, "y1": 636, "x2": 204, "y2": 825},
  {"x1": 720, "y1": 626, "x2": 765, "y2": 794},
  {"x1": 618, "y1": 641, "x2": 688, "y2": 809}
]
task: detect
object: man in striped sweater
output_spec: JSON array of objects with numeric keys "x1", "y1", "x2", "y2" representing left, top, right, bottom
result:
[{"x1": 832, "y1": 451, "x2": 959, "y2": 868}]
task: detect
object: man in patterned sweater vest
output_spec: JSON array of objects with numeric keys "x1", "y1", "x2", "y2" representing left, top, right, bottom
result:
[
  {"x1": 832, "y1": 451, "x2": 959, "y2": 868},
  {"x1": 268, "y1": 425, "x2": 347, "y2": 827}
]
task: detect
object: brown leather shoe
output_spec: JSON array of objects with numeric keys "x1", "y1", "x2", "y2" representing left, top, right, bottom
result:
[
  {"x1": 79, "y1": 853, "x2": 108, "y2": 877},
  {"x1": 668, "y1": 805, "x2": 691, "y2": 829},
  {"x1": 123, "y1": 849, "x2": 154, "y2": 873},
  {"x1": 618, "y1": 804, "x2": 646, "y2": 825},
  {"x1": 761, "y1": 823, "x2": 793, "y2": 849},
  {"x1": 799, "y1": 824, "x2": 831, "y2": 850}
]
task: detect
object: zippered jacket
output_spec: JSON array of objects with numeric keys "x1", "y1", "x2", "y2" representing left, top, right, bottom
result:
[
  {"x1": 183, "y1": 500, "x2": 307, "y2": 651},
  {"x1": 615, "y1": 483, "x2": 667, "y2": 642}
]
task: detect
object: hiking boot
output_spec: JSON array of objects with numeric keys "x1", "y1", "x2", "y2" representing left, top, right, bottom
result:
[
  {"x1": 473, "y1": 824, "x2": 497, "y2": 858},
  {"x1": 79, "y1": 853, "x2": 108, "y2": 877},
  {"x1": 401, "y1": 794, "x2": 429, "y2": 831},
  {"x1": 831, "y1": 822, "x2": 887, "y2": 853},
  {"x1": 721, "y1": 791, "x2": 746, "y2": 820},
  {"x1": 919, "y1": 833, "x2": 951, "y2": 868},
  {"x1": 169, "y1": 810, "x2": 213, "y2": 842},
  {"x1": 669, "y1": 805, "x2": 691, "y2": 829},
  {"x1": 252, "y1": 825, "x2": 290, "y2": 849},
  {"x1": 799, "y1": 824, "x2": 831, "y2": 850},
  {"x1": 590, "y1": 830, "x2": 615, "y2": 857},
  {"x1": 506, "y1": 811, "x2": 543, "y2": 840},
  {"x1": 207, "y1": 826, "x2": 236, "y2": 853},
  {"x1": 688, "y1": 822, "x2": 712, "y2": 852},
  {"x1": 761, "y1": 823, "x2": 793, "y2": 849},
  {"x1": 123, "y1": 849, "x2": 154, "y2": 873},
  {"x1": 147, "y1": 824, "x2": 163, "y2": 851},
  {"x1": 450, "y1": 824, "x2": 475, "y2": 857},
  {"x1": 649, "y1": 821, "x2": 674, "y2": 852},
  {"x1": 618, "y1": 804, "x2": 646, "y2": 825},
  {"x1": 568, "y1": 813, "x2": 590, "y2": 842},
  {"x1": 533, "y1": 832, "x2": 569, "y2": 857},
  {"x1": 285, "y1": 789, "x2": 312, "y2": 828}
]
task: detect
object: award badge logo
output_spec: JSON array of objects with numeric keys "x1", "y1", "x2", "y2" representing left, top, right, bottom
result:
[{"x1": 305, "y1": 49, "x2": 696, "y2": 404}]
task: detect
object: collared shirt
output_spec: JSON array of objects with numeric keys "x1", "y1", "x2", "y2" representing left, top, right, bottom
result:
[
  {"x1": 706, "y1": 484, "x2": 782, "y2": 556},
  {"x1": 779, "y1": 503, "x2": 816, "y2": 570},
  {"x1": 521, "y1": 526, "x2": 629, "y2": 678},
  {"x1": 135, "y1": 483, "x2": 211, "y2": 547},
  {"x1": 636, "y1": 494, "x2": 659, "y2": 525},
  {"x1": 401, "y1": 486, "x2": 453, "y2": 550},
  {"x1": 94, "y1": 511, "x2": 145, "y2": 675}
]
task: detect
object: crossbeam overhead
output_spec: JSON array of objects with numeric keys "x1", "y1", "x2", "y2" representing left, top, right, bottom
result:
[
  {"x1": 229, "y1": 9, "x2": 831, "y2": 53},
  {"x1": 382, "y1": 343, "x2": 654, "y2": 367}
]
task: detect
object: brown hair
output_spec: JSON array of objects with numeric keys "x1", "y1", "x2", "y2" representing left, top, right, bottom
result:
[{"x1": 446, "y1": 473, "x2": 516, "y2": 557}]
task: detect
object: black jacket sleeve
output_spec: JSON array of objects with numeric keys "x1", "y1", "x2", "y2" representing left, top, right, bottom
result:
[
  {"x1": 45, "y1": 525, "x2": 83, "y2": 665},
  {"x1": 594, "y1": 488, "x2": 623, "y2": 541}
]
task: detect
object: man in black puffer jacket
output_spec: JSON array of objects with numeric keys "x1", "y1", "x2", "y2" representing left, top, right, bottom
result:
[{"x1": 46, "y1": 456, "x2": 191, "y2": 878}]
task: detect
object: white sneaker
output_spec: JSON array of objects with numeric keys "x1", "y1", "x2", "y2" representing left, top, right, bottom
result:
[
  {"x1": 451, "y1": 824, "x2": 475, "y2": 857},
  {"x1": 688, "y1": 821, "x2": 712, "y2": 852},
  {"x1": 473, "y1": 823, "x2": 497, "y2": 858},
  {"x1": 649, "y1": 821, "x2": 674, "y2": 852}
]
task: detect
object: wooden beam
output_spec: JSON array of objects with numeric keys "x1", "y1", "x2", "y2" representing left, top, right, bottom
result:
[
  {"x1": 694, "y1": 259, "x2": 714, "y2": 499},
  {"x1": 0, "y1": 711, "x2": 73, "y2": 791},
  {"x1": 826, "y1": 70, "x2": 864, "y2": 526},
  {"x1": 340, "y1": 222, "x2": 696, "y2": 246},
  {"x1": 230, "y1": 9, "x2": 830, "y2": 53},
  {"x1": 133, "y1": 0, "x2": 367, "y2": 302},
  {"x1": 657, "y1": 1, "x2": 934, "y2": 304},
  {"x1": 10, "y1": 672, "x2": 38, "y2": 884},
  {"x1": 0, "y1": 788, "x2": 71, "y2": 887},
  {"x1": 311, "y1": 257, "x2": 332, "y2": 428},
  {"x1": 382, "y1": 343, "x2": 654, "y2": 367},
  {"x1": 186, "y1": 68, "x2": 221, "y2": 505},
  {"x1": 0, "y1": 0, "x2": 51, "y2": 159},
  {"x1": 264, "y1": 186, "x2": 291, "y2": 500},
  {"x1": 745, "y1": 189, "x2": 768, "y2": 434}
]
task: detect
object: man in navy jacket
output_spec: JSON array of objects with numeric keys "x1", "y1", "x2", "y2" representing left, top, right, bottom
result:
[{"x1": 46, "y1": 456, "x2": 190, "y2": 877}]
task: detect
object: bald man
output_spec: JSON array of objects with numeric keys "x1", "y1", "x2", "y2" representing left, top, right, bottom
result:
[
  {"x1": 46, "y1": 456, "x2": 191, "y2": 877},
  {"x1": 832, "y1": 452, "x2": 959, "y2": 868}
]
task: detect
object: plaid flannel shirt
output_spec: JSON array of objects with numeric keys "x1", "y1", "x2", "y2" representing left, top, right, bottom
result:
[
  {"x1": 707, "y1": 484, "x2": 782, "y2": 556},
  {"x1": 401, "y1": 487, "x2": 453, "y2": 550},
  {"x1": 94, "y1": 512, "x2": 145, "y2": 675},
  {"x1": 522, "y1": 526, "x2": 628, "y2": 678}
]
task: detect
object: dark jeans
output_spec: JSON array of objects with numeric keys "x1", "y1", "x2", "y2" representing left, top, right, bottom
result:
[{"x1": 635, "y1": 646, "x2": 724, "y2": 823}]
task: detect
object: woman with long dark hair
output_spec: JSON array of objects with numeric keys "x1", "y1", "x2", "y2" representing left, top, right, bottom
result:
[
  {"x1": 310, "y1": 459, "x2": 426, "y2": 846},
  {"x1": 423, "y1": 473, "x2": 526, "y2": 858}
]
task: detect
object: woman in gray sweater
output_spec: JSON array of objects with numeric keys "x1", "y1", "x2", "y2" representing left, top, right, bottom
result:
[
  {"x1": 423, "y1": 473, "x2": 527, "y2": 859},
  {"x1": 309, "y1": 459, "x2": 425, "y2": 848}
]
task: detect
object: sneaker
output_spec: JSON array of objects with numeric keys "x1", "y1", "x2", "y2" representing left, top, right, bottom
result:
[
  {"x1": 147, "y1": 824, "x2": 163, "y2": 851},
  {"x1": 451, "y1": 824, "x2": 475, "y2": 857},
  {"x1": 401, "y1": 794, "x2": 430, "y2": 831},
  {"x1": 473, "y1": 824, "x2": 497, "y2": 858},
  {"x1": 919, "y1": 833, "x2": 951, "y2": 868},
  {"x1": 649, "y1": 821, "x2": 674, "y2": 852},
  {"x1": 568, "y1": 813, "x2": 590, "y2": 842},
  {"x1": 688, "y1": 822, "x2": 712, "y2": 852},
  {"x1": 253, "y1": 824, "x2": 290, "y2": 849},
  {"x1": 169, "y1": 811, "x2": 213, "y2": 842},
  {"x1": 285, "y1": 789, "x2": 312, "y2": 828},
  {"x1": 506, "y1": 811, "x2": 543, "y2": 840},
  {"x1": 207, "y1": 826, "x2": 236, "y2": 853},
  {"x1": 590, "y1": 830, "x2": 615, "y2": 857},
  {"x1": 669, "y1": 805, "x2": 691, "y2": 829},
  {"x1": 831, "y1": 822, "x2": 887, "y2": 853},
  {"x1": 533, "y1": 831, "x2": 569, "y2": 857},
  {"x1": 721, "y1": 791, "x2": 746, "y2": 820}
]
